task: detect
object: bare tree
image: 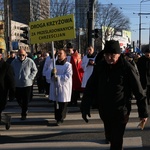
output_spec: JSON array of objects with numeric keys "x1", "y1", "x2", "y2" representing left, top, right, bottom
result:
[
  {"x1": 95, "y1": 2, "x2": 130, "y2": 42},
  {"x1": 50, "y1": 0, "x2": 74, "y2": 17}
]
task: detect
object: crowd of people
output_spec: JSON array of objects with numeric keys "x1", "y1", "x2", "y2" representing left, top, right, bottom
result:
[{"x1": 0, "y1": 40, "x2": 149, "y2": 150}]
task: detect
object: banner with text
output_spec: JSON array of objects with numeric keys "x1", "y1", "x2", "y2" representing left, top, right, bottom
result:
[{"x1": 29, "y1": 14, "x2": 76, "y2": 44}]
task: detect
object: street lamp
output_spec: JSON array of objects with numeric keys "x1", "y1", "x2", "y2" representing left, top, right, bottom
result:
[{"x1": 139, "y1": 0, "x2": 150, "y2": 50}]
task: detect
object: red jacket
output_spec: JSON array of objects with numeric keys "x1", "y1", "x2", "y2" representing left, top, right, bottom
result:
[{"x1": 70, "y1": 52, "x2": 84, "y2": 91}]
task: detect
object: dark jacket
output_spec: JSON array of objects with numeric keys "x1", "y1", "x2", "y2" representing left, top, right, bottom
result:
[
  {"x1": 0, "y1": 60, "x2": 15, "y2": 112},
  {"x1": 6, "y1": 57, "x2": 15, "y2": 64},
  {"x1": 34, "y1": 57, "x2": 44, "y2": 78},
  {"x1": 137, "y1": 55, "x2": 150, "y2": 89},
  {"x1": 81, "y1": 55, "x2": 148, "y2": 120}
]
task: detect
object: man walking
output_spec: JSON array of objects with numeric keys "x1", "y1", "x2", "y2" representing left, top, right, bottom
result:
[
  {"x1": 48, "y1": 49, "x2": 72, "y2": 125},
  {"x1": 137, "y1": 49, "x2": 150, "y2": 105},
  {"x1": 6, "y1": 51, "x2": 16, "y2": 64},
  {"x1": 81, "y1": 40, "x2": 148, "y2": 150},
  {"x1": 0, "y1": 49, "x2": 15, "y2": 129},
  {"x1": 11, "y1": 49, "x2": 37, "y2": 120}
]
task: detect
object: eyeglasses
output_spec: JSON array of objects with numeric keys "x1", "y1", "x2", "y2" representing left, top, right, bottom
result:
[{"x1": 19, "y1": 54, "x2": 25, "y2": 57}]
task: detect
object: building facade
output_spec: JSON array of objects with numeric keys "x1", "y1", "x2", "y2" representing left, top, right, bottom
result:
[
  {"x1": 11, "y1": 20, "x2": 29, "y2": 51},
  {"x1": 75, "y1": 0, "x2": 88, "y2": 52},
  {"x1": 75, "y1": 0, "x2": 88, "y2": 29},
  {"x1": 4, "y1": 0, "x2": 50, "y2": 52},
  {"x1": 10, "y1": 0, "x2": 50, "y2": 24},
  {"x1": 0, "y1": 21, "x2": 6, "y2": 52}
]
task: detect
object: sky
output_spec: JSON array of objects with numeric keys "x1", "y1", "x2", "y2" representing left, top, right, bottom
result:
[{"x1": 99, "y1": 0, "x2": 150, "y2": 46}]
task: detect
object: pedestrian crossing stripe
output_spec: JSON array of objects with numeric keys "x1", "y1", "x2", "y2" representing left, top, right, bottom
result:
[{"x1": 0, "y1": 138, "x2": 142, "y2": 149}]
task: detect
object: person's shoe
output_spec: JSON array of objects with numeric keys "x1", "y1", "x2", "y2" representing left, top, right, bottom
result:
[
  {"x1": 68, "y1": 102, "x2": 74, "y2": 107},
  {"x1": 5, "y1": 116, "x2": 11, "y2": 130},
  {"x1": 9, "y1": 99, "x2": 13, "y2": 102},
  {"x1": 45, "y1": 94, "x2": 49, "y2": 98},
  {"x1": 39, "y1": 90, "x2": 44, "y2": 94},
  {"x1": 105, "y1": 139, "x2": 110, "y2": 144},
  {"x1": 5, "y1": 121, "x2": 11, "y2": 130},
  {"x1": 21, "y1": 115, "x2": 26, "y2": 120},
  {"x1": 56, "y1": 121, "x2": 61, "y2": 126},
  {"x1": 56, "y1": 120, "x2": 63, "y2": 126}
]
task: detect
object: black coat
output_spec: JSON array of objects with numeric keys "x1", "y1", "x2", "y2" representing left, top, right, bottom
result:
[
  {"x1": 6, "y1": 57, "x2": 15, "y2": 64},
  {"x1": 81, "y1": 55, "x2": 148, "y2": 120},
  {"x1": 0, "y1": 60, "x2": 15, "y2": 112},
  {"x1": 137, "y1": 56, "x2": 150, "y2": 89}
]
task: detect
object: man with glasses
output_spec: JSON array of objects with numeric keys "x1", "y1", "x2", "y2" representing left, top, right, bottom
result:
[
  {"x1": 11, "y1": 49, "x2": 37, "y2": 120},
  {"x1": 81, "y1": 40, "x2": 148, "y2": 150}
]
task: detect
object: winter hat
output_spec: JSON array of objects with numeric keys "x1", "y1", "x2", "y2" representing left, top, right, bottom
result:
[
  {"x1": 104, "y1": 40, "x2": 121, "y2": 54},
  {"x1": 66, "y1": 43, "x2": 73, "y2": 48},
  {"x1": 126, "y1": 52, "x2": 133, "y2": 58},
  {"x1": 144, "y1": 48, "x2": 150, "y2": 53},
  {"x1": 37, "y1": 51, "x2": 42, "y2": 55}
]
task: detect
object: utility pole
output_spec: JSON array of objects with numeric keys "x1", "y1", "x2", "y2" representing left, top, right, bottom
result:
[
  {"x1": 78, "y1": 28, "x2": 81, "y2": 53},
  {"x1": 139, "y1": 1, "x2": 142, "y2": 50},
  {"x1": 4, "y1": 0, "x2": 11, "y2": 52},
  {"x1": 87, "y1": 0, "x2": 95, "y2": 47},
  {"x1": 139, "y1": 12, "x2": 150, "y2": 50},
  {"x1": 139, "y1": 0, "x2": 150, "y2": 50}
]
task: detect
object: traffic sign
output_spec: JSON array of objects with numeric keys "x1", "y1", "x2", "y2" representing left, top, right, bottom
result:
[{"x1": 29, "y1": 14, "x2": 76, "y2": 44}]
